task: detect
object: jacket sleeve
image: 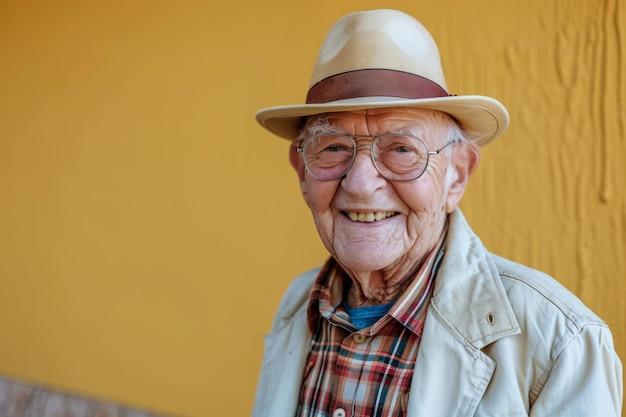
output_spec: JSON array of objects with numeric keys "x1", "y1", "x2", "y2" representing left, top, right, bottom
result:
[
  {"x1": 529, "y1": 323, "x2": 623, "y2": 416},
  {"x1": 252, "y1": 268, "x2": 319, "y2": 417}
]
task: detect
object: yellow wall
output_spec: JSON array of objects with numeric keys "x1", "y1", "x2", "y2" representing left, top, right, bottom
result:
[{"x1": 0, "y1": 0, "x2": 623, "y2": 415}]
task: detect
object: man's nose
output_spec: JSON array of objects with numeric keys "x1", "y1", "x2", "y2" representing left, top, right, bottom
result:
[{"x1": 341, "y1": 149, "x2": 387, "y2": 196}]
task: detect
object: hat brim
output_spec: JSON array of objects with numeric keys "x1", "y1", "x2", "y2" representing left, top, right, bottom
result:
[{"x1": 256, "y1": 95, "x2": 509, "y2": 146}]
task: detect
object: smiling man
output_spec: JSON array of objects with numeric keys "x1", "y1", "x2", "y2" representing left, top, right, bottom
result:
[{"x1": 252, "y1": 9, "x2": 622, "y2": 417}]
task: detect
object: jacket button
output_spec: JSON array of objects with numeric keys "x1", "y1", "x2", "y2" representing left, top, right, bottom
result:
[
  {"x1": 353, "y1": 334, "x2": 367, "y2": 344},
  {"x1": 332, "y1": 408, "x2": 347, "y2": 417}
]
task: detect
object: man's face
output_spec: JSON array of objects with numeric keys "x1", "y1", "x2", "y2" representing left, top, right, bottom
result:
[{"x1": 290, "y1": 108, "x2": 477, "y2": 278}]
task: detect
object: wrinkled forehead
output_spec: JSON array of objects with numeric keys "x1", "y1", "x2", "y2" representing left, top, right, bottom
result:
[{"x1": 300, "y1": 107, "x2": 457, "y2": 139}]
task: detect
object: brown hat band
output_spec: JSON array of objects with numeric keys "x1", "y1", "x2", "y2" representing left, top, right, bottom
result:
[{"x1": 306, "y1": 69, "x2": 449, "y2": 104}]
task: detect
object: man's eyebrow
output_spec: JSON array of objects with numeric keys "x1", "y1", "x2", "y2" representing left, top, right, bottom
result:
[
  {"x1": 304, "y1": 118, "x2": 345, "y2": 135},
  {"x1": 395, "y1": 125, "x2": 425, "y2": 137}
]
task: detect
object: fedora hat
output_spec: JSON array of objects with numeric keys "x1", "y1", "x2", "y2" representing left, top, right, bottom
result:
[{"x1": 256, "y1": 9, "x2": 509, "y2": 146}]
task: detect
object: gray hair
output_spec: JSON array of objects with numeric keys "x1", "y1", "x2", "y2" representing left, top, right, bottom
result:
[{"x1": 442, "y1": 115, "x2": 480, "y2": 188}]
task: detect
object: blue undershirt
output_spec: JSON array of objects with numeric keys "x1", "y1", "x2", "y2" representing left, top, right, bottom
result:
[{"x1": 342, "y1": 301, "x2": 395, "y2": 330}]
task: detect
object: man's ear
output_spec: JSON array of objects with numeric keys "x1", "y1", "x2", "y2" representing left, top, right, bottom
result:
[
  {"x1": 289, "y1": 141, "x2": 308, "y2": 195},
  {"x1": 445, "y1": 145, "x2": 480, "y2": 213}
]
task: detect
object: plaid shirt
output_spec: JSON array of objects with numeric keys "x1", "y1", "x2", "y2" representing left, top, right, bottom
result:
[{"x1": 297, "y1": 236, "x2": 446, "y2": 417}]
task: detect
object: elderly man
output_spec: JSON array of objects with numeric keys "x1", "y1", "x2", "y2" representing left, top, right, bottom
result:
[{"x1": 252, "y1": 9, "x2": 622, "y2": 417}]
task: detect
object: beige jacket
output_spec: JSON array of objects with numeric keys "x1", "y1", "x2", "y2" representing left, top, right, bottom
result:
[{"x1": 253, "y1": 210, "x2": 622, "y2": 416}]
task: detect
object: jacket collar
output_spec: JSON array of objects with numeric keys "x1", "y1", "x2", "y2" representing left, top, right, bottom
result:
[{"x1": 432, "y1": 209, "x2": 520, "y2": 348}]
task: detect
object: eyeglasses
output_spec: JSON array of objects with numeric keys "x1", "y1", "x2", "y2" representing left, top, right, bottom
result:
[{"x1": 296, "y1": 133, "x2": 457, "y2": 181}]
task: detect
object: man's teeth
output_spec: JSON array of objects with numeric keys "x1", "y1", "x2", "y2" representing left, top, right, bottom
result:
[{"x1": 346, "y1": 211, "x2": 396, "y2": 222}]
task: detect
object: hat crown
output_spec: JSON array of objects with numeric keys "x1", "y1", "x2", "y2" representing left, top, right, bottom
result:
[
  {"x1": 310, "y1": 9, "x2": 448, "y2": 92},
  {"x1": 255, "y1": 9, "x2": 509, "y2": 145}
]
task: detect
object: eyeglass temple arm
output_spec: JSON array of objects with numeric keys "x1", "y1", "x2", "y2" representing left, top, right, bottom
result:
[{"x1": 427, "y1": 139, "x2": 458, "y2": 155}]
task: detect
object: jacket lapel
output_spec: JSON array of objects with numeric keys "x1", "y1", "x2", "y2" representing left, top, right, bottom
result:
[{"x1": 407, "y1": 303, "x2": 497, "y2": 416}]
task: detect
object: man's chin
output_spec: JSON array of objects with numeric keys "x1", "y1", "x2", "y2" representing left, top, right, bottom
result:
[{"x1": 334, "y1": 249, "x2": 400, "y2": 275}]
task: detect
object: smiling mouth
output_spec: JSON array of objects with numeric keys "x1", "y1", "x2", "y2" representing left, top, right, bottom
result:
[{"x1": 343, "y1": 211, "x2": 398, "y2": 223}]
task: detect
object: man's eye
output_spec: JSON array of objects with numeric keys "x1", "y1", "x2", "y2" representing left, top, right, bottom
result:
[
  {"x1": 325, "y1": 145, "x2": 345, "y2": 152},
  {"x1": 395, "y1": 146, "x2": 412, "y2": 153}
]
